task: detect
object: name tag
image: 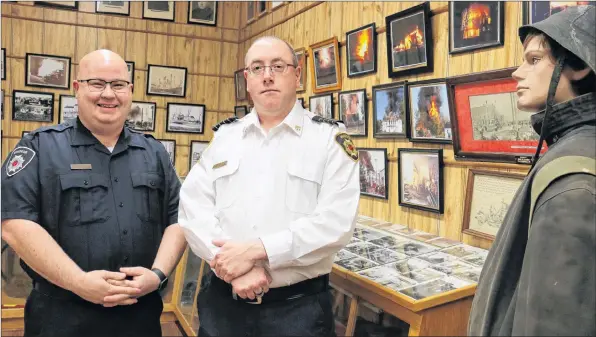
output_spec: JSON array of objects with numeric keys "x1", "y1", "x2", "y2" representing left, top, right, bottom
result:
[
  {"x1": 212, "y1": 161, "x2": 227, "y2": 169},
  {"x1": 70, "y1": 164, "x2": 92, "y2": 170}
]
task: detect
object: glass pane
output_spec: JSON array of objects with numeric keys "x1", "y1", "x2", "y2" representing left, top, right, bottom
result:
[
  {"x1": 353, "y1": 300, "x2": 410, "y2": 337},
  {"x1": 177, "y1": 249, "x2": 203, "y2": 323},
  {"x1": 2, "y1": 241, "x2": 31, "y2": 308}
]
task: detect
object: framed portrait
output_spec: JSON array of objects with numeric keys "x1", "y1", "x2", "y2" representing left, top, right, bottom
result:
[
  {"x1": 338, "y1": 89, "x2": 367, "y2": 137},
  {"x1": 96, "y1": 1, "x2": 130, "y2": 16},
  {"x1": 189, "y1": 140, "x2": 210, "y2": 169},
  {"x1": 398, "y1": 148, "x2": 444, "y2": 213},
  {"x1": 385, "y1": 2, "x2": 433, "y2": 78},
  {"x1": 1, "y1": 48, "x2": 5, "y2": 80},
  {"x1": 407, "y1": 79, "x2": 452, "y2": 143},
  {"x1": 234, "y1": 105, "x2": 248, "y2": 118},
  {"x1": 309, "y1": 93, "x2": 334, "y2": 119},
  {"x1": 126, "y1": 61, "x2": 134, "y2": 85},
  {"x1": 12, "y1": 90, "x2": 54, "y2": 122},
  {"x1": 234, "y1": 69, "x2": 247, "y2": 100},
  {"x1": 146, "y1": 65, "x2": 187, "y2": 97},
  {"x1": 523, "y1": 1, "x2": 594, "y2": 24},
  {"x1": 309, "y1": 37, "x2": 342, "y2": 93},
  {"x1": 449, "y1": 1, "x2": 504, "y2": 54},
  {"x1": 346, "y1": 23, "x2": 377, "y2": 78},
  {"x1": 34, "y1": 1, "x2": 78, "y2": 10},
  {"x1": 358, "y1": 148, "x2": 388, "y2": 199},
  {"x1": 26, "y1": 53, "x2": 71, "y2": 90},
  {"x1": 166, "y1": 103, "x2": 205, "y2": 134},
  {"x1": 462, "y1": 169, "x2": 525, "y2": 240},
  {"x1": 372, "y1": 81, "x2": 408, "y2": 138},
  {"x1": 297, "y1": 97, "x2": 304, "y2": 108},
  {"x1": 247, "y1": 1, "x2": 255, "y2": 21},
  {"x1": 142, "y1": 1, "x2": 175, "y2": 21},
  {"x1": 127, "y1": 101, "x2": 156, "y2": 132},
  {"x1": 188, "y1": 1, "x2": 217, "y2": 26},
  {"x1": 158, "y1": 139, "x2": 176, "y2": 166},
  {"x1": 448, "y1": 67, "x2": 542, "y2": 164},
  {"x1": 59, "y1": 94, "x2": 78, "y2": 124},
  {"x1": 295, "y1": 48, "x2": 306, "y2": 92}
]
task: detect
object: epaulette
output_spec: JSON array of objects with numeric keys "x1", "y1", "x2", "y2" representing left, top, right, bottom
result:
[
  {"x1": 29, "y1": 123, "x2": 72, "y2": 136},
  {"x1": 212, "y1": 116, "x2": 239, "y2": 132},
  {"x1": 312, "y1": 115, "x2": 340, "y2": 126}
]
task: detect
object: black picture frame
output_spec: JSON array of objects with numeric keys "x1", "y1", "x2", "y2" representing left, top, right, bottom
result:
[
  {"x1": 166, "y1": 103, "x2": 206, "y2": 134},
  {"x1": 358, "y1": 147, "x2": 389, "y2": 199},
  {"x1": 346, "y1": 23, "x2": 378, "y2": 78},
  {"x1": 522, "y1": 1, "x2": 595, "y2": 25},
  {"x1": 12, "y1": 90, "x2": 55, "y2": 123},
  {"x1": 406, "y1": 79, "x2": 453, "y2": 144},
  {"x1": 338, "y1": 89, "x2": 368, "y2": 137},
  {"x1": 188, "y1": 1, "x2": 218, "y2": 26},
  {"x1": 142, "y1": 1, "x2": 175, "y2": 22},
  {"x1": 398, "y1": 148, "x2": 444, "y2": 214},
  {"x1": 96, "y1": 1, "x2": 130, "y2": 16},
  {"x1": 146, "y1": 64, "x2": 187, "y2": 98},
  {"x1": 234, "y1": 105, "x2": 248, "y2": 118},
  {"x1": 1, "y1": 48, "x2": 5, "y2": 80},
  {"x1": 309, "y1": 93, "x2": 334, "y2": 119},
  {"x1": 385, "y1": 2, "x2": 433, "y2": 78},
  {"x1": 372, "y1": 81, "x2": 408, "y2": 139},
  {"x1": 59, "y1": 94, "x2": 78, "y2": 124},
  {"x1": 234, "y1": 69, "x2": 247, "y2": 100},
  {"x1": 126, "y1": 61, "x2": 135, "y2": 86},
  {"x1": 25, "y1": 53, "x2": 71, "y2": 90},
  {"x1": 189, "y1": 140, "x2": 210, "y2": 170},
  {"x1": 157, "y1": 139, "x2": 176, "y2": 166},
  {"x1": 449, "y1": 1, "x2": 505, "y2": 54},
  {"x1": 128, "y1": 101, "x2": 156, "y2": 132},
  {"x1": 34, "y1": 1, "x2": 78, "y2": 10}
]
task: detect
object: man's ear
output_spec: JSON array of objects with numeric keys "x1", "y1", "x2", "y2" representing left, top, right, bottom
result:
[
  {"x1": 295, "y1": 66, "x2": 301, "y2": 86},
  {"x1": 569, "y1": 66, "x2": 592, "y2": 81}
]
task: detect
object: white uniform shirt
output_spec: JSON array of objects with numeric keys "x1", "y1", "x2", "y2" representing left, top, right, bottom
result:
[{"x1": 179, "y1": 102, "x2": 360, "y2": 288}]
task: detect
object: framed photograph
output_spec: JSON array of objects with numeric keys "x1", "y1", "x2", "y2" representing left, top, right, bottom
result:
[
  {"x1": 258, "y1": 1, "x2": 267, "y2": 15},
  {"x1": 523, "y1": 1, "x2": 594, "y2": 25},
  {"x1": 297, "y1": 97, "x2": 304, "y2": 108},
  {"x1": 407, "y1": 79, "x2": 452, "y2": 143},
  {"x1": 127, "y1": 101, "x2": 156, "y2": 132},
  {"x1": 188, "y1": 1, "x2": 217, "y2": 26},
  {"x1": 295, "y1": 48, "x2": 306, "y2": 92},
  {"x1": 358, "y1": 148, "x2": 388, "y2": 199},
  {"x1": 398, "y1": 148, "x2": 444, "y2": 213},
  {"x1": 26, "y1": 53, "x2": 71, "y2": 90},
  {"x1": 338, "y1": 89, "x2": 367, "y2": 137},
  {"x1": 247, "y1": 1, "x2": 255, "y2": 21},
  {"x1": 309, "y1": 37, "x2": 342, "y2": 93},
  {"x1": 96, "y1": 1, "x2": 130, "y2": 16},
  {"x1": 385, "y1": 2, "x2": 433, "y2": 78},
  {"x1": 1, "y1": 48, "x2": 5, "y2": 80},
  {"x1": 448, "y1": 67, "x2": 542, "y2": 164},
  {"x1": 12, "y1": 90, "x2": 54, "y2": 122},
  {"x1": 59, "y1": 94, "x2": 78, "y2": 124},
  {"x1": 372, "y1": 81, "x2": 408, "y2": 138},
  {"x1": 449, "y1": 2, "x2": 504, "y2": 54},
  {"x1": 158, "y1": 139, "x2": 176, "y2": 166},
  {"x1": 346, "y1": 23, "x2": 377, "y2": 78},
  {"x1": 189, "y1": 140, "x2": 210, "y2": 169},
  {"x1": 146, "y1": 65, "x2": 187, "y2": 97},
  {"x1": 166, "y1": 103, "x2": 205, "y2": 134},
  {"x1": 142, "y1": 1, "x2": 175, "y2": 21},
  {"x1": 126, "y1": 61, "x2": 134, "y2": 85},
  {"x1": 309, "y1": 93, "x2": 334, "y2": 119},
  {"x1": 34, "y1": 1, "x2": 78, "y2": 10},
  {"x1": 234, "y1": 105, "x2": 248, "y2": 118},
  {"x1": 462, "y1": 169, "x2": 525, "y2": 240},
  {"x1": 234, "y1": 69, "x2": 247, "y2": 100}
]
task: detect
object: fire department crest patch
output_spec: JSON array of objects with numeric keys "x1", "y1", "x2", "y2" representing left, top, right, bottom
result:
[
  {"x1": 6, "y1": 147, "x2": 36, "y2": 177},
  {"x1": 335, "y1": 132, "x2": 358, "y2": 161}
]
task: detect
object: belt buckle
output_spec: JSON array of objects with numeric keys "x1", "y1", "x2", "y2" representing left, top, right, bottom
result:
[{"x1": 232, "y1": 291, "x2": 262, "y2": 305}]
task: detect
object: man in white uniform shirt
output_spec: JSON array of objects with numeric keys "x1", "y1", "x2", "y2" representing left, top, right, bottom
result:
[{"x1": 179, "y1": 36, "x2": 360, "y2": 336}]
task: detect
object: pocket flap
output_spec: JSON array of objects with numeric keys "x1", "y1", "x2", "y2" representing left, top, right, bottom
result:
[
  {"x1": 211, "y1": 158, "x2": 239, "y2": 180},
  {"x1": 60, "y1": 173, "x2": 109, "y2": 190},
  {"x1": 287, "y1": 161, "x2": 324, "y2": 184},
  {"x1": 131, "y1": 172, "x2": 164, "y2": 191}
]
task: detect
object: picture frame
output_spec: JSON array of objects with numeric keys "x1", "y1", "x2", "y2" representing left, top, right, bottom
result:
[
  {"x1": 449, "y1": 1, "x2": 505, "y2": 54},
  {"x1": 142, "y1": 1, "x2": 175, "y2": 22},
  {"x1": 188, "y1": 1, "x2": 218, "y2": 26},
  {"x1": 346, "y1": 23, "x2": 377, "y2": 78},
  {"x1": 358, "y1": 148, "x2": 389, "y2": 199},
  {"x1": 12, "y1": 90, "x2": 54, "y2": 123},
  {"x1": 407, "y1": 79, "x2": 453, "y2": 143},
  {"x1": 522, "y1": 1, "x2": 594, "y2": 25},
  {"x1": 234, "y1": 105, "x2": 248, "y2": 118},
  {"x1": 385, "y1": 2, "x2": 433, "y2": 78},
  {"x1": 189, "y1": 140, "x2": 210, "y2": 170},
  {"x1": 1, "y1": 48, "x2": 5, "y2": 80},
  {"x1": 166, "y1": 103, "x2": 205, "y2": 134},
  {"x1": 372, "y1": 81, "x2": 408, "y2": 138},
  {"x1": 234, "y1": 69, "x2": 247, "y2": 100},
  {"x1": 158, "y1": 139, "x2": 176, "y2": 166},
  {"x1": 271, "y1": 1, "x2": 285, "y2": 10},
  {"x1": 398, "y1": 148, "x2": 444, "y2": 214},
  {"x1": 247, "y1": 1, "x2": 255, "y2": 22},
  {"x1": 127, "y1": 101, "x2": 156, "y2": 132},
  {"x1": 34, "y1": 1, "x2": 78, "y2": 10},
  {"x1": 126, "y1": 61, "x2": 135, "y2": 85},
  {"x1": 96, "y1": 1, "x2": 130, "y2": 16},
  {"x1": 257, "y1": 1, "x2": 267, "y2": 15},
  {"x1": 309, "y1": 93, "x2": 334, "y2": 119},
  {"x1": 25, "y1": 53, "x2": 71, "y2": 90},
  {"x1": 295, "y1": 48, "x2": 306, "y2": 92},
  {"x1": 338, "y1": 89, "x2": 367, "y2": 137},
  {"x1": 309, "y1": 37, "x2": 342, "y2": 94},
  {"x1": 297, "y1": 97, "x2": 304, "y2": 108},
  {"x1": 447, "y1": 67, "x2": 542, "y2": 164},
  {"x1": 462, "y1": 169, "x2": 525, "y2": 240},
  {"x1": 59, "y1": 94, "x2": 78, "y2": 124},
  {"x1": 146, "y1": 65, "x2": 187, "y2": 97}
]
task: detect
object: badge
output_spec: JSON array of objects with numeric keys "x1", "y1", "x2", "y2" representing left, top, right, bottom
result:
[
  {"x1": 335, "y1": 132, "x2": 358, "y2": 161},
  {"x1": 6, "y1": 147, "x2": 36, "y2": 177},
  {"x1": 213, "y1": 161, "x2": 227, "y2": 169},
  {"x1": 70, "y1": 164, "x2": 92, "y2": 170}
]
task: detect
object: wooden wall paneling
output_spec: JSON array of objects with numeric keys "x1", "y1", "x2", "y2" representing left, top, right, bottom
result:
[
  {"x1": 1, "y1": 17, "x2": 12, "y2": 55},
  {"x1": 43, "y1": 23, "x2": 76, "y2": 59},
  {"x1": 42, "y1": 6, "x2": 76, "y2": 24},
  {"x1": 96, "y1": 13, "x2": 127, "y2": 30},
  {"x1": 75, "y1": 26, "x2": 97, "y2": 63},
  {"x1": 147, "y1": 20, "x2": 169, "y2": 34},
  {"x1": 97, "y1": 28, "x2": 126, "y2": 61},
  {"x1": 219, "y1": 78, "x2": 235, "y2": 113},
  {"x1": 168, "y1": 36, "x2": 194, "y2": 71},
  {"x1": 223, "y1": 29, "x2": 238, "y2": 43},
  {"x1": 77, "y1": 1, "x2": 94, "y2": 13},
  {"x1": 10, "y1": 3, "x2": 43, "y2": 20},
  {"x1": 328, "y1": 2, "x2": 343, "y2": 42},
  {"x1": 193, "y1": 39, "x2": 221, "y2": 75},
  {"x1": 221, "y1": 42, "x2": 239, "y2": 76},
  {"x1": 77, "y1": 12, "x2": 97, "y2": 26},
  {"x1": 12, "y1": 17, "x2": 43, "y2": 57},
  {"x1": 174, "y1": 0, "x2": 187, "y2": 23},
  {"x1": 125, "y1": 31, "x2": 147, "y2": 69},
  {"x1": 292, "y1": 13, "x2": 305, "y2": 48},
  {"x1": 132, "y1": 71, "x2": 147, "y2": 102}
]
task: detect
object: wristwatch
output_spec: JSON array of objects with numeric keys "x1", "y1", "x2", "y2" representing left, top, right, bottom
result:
[{"x1": 151, "y1": 268, "x2": 169, "y2": 292}]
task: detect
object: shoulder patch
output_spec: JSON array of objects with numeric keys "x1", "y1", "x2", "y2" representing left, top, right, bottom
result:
[
  {"x1": 312, "y1": 115, "x2": 340, "y2": 126},
  {"x1": 212, "y1": 116, "x2": 239, "y2": 132},
  {"x1": 335, "y1": 132, "x2": 358, "y2": 161},
  {"x1": 6, "y1": 147, "x2": 36, "y2": 177}
]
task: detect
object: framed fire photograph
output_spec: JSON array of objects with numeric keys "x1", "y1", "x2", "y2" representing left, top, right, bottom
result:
[
  {"x1": 188, "y1": 1, "x2": 218, "y2": 26},
  {"x1": 407, "y1": 79, "x2": 453, "y2": 143},
  {"x1": 146, "y1": 65, "x2": 187, "y2": 97},
  {"x1": 295, "y1": 48, "x2": 306, "y2": 92},
  {"x1": 398, "y1": 148, "x2": 444, "y2": 214},
  {"x1": 127, "y1": 101, "x2": 156, "y2": 132},
  {"x1": 385, "y1": 2, "x2": 433, "y2": 78},
  {"x1": 234, "y1": 105, "x2": 248, "y2": 118},
  {"x1": 126, "y1": 61, "x2": 135, "y2": 85},
  {"x1": 448, "y1": 67, "x2": 542, "y2": 164},
  {"x1": 12, "y1": 90, "x2": 54, "y2": 123},
  {"x1": 158, "y1": 139, "x2": 176, "y2": 166},
  {"x1": 142, "y1": 1, "x2": 175, "y2": 21},
  {"x1": 59, "y1": 94, "x2": 78, "y2": 124},
  {"x1": 372, "y1": 81, "x2": 408, "y2": 138},
  {"x1": 189, "y1": 141, "x2": 210, "y2": 169},
  {"x1": 167, "y1": 103, "x2": 205, "y2": 134},
  {"x1": 523, "y1": 1, "x2": 594, "y2": 24},
  {"x1": 309, "y1": 93, "x2": 334, "y2": 119},
  {"x1": 338, "y1": 89, "x2": 367, "y2": 137},
  {"x1": 358, "y1": 148, "x2": 388, "y2": 199},
  {"x1": 449, "y1": 1, "x2": 504, "y2": 54},
  {"x1": 234, "y1": 69, "x2": 247, "y2": 100},
  {"x1": 25, "y1": 53, "x2": 71, "y2": 90},
  {"x1": 309, "y1": 37, "x2": 342, "y2": 93},
  {"x1": 96, "y1": 1, "x2": 130, "y2": 16},
  {"x1": 346, "y1": 23, "x2": 377, "y2": 78}
]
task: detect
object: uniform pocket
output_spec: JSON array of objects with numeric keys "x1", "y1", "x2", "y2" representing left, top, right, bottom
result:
[
  {"x1": 131, "y1": 172, "x2": 164, "y2": 223},
  {"x1": 59, "y1": 173, "x2": 110, "y2": 225},
  {"x1": 285, "y1": 162, "x2": 323, "y2": 214},
  {"x1": 211, "y1": 158, "x2": 239, "y2": 209}
]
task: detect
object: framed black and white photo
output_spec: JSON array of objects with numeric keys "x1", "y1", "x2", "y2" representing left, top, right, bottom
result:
[
  {"x1": 372, "y1": 81, "x2": 408, "y2": 138},
  {"x1": 1, "y1": 48, "x2": 5, "y2": 80},
  {"x1": 449, "y1": 1, "x2": 504, "y2": 54},
  {"x1": 126, "y1": 61, "x2": 134, "y2": 85},
  {"x1": 309, "y1": 93, "x2": 334, "y2": 119},
  {"x1": 146, "y1": 65, "x2": 187, "y2": 97},
  {"x1": 35, "y1": 1, "x2": 78, "y2": 10},
  {"x1": 234, "y1": 105, "x2": 248, "y2": 118},
  {"x1": 338, "y1": 89, "x2": 367, "y2": 137},
  {"x1": 142, "y1": 1, "x2": 175, "y2": 21},
  {"x1": 12, "y1": 90, "x2": 54, "y2": 122},
  {"x1": 346, "y1": 23, "x2": 377, "y2": 78},
  {"x1": 127, "y1": 101, "x2": 156, "y2": 132},
  {"x1": 358, "y1": 148, "x2": 388, "y2": 199},
  {"x1": 234, "y1": 69, "x2": 247, "y2": 100},
  {"x1": 167, "y1": 103, "x2": 205, "y2": 134},
  {"x1": 96, "y1": 1, "x2": 130, "y2": 16},
  {"x1": 158, "y1": 139, "x2": 176, "y2": 166},
  {"x1": 59, "y1": 94, "x2": 78, "y2": 124},
  {"x1": 189, "y1": 141, "x2": 210, "y2": 169},
  {"x1": 407, "y1": 79, "x2": 452, "y2": 143},
  {"x1": 398, "y1": 148, "x2": 444, "y2": 213},
  {"x1": 188, "y1": 1, "x2": 218, "y2": 26},
  {"x1": 26, "y1": 53, "x2": 71, "y2": 90}
]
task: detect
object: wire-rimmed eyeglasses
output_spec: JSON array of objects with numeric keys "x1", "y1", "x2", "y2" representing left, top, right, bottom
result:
[
  {"x1": 245, "y1": 63, "x2": 296, "y2": 76},
  {"x1": 78, "y1": 79, "x2": 131, "y2": 93}
]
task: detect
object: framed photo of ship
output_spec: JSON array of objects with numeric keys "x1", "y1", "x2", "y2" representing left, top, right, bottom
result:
[
  {"x1": 346, "y1": 23, "x2": 377, "y2": 78},
  {"x1": 127, "y1": 101, "x2": 156, "y2": 132},
  {"x1": 398, "y1": 148, "x2": 444, "y2": 213},
  {"x1": 338, "y1": 89, "x2": 367, "y2": 137},
  {"x1": 309, "y1": 37, "x2": 342, "y2": 93},
  {"x1": 26, "y1": 53, "x2": 71, "y2": 90},
  {"x1": 96, "y1": 1, "x2": 130, "y2": 16},
  {"x1": 166, "y1": 103, "x2": 205, "y2": 134},
  {"x1": 407, "y1": 79, "x2": 452, "y2": 143},
  {"x1": 372, "y1": 81, "x2": 408, "y2": 138},
  {"x1": 358, "y1": 148, "x2": 388, "y2": 199},
  {"x1": 449, "y1": 1, "x2": 504, "y2": 54},
  {"x1": 146, "y1": 65, "x2": 187, "y2": 97},
  {"x1": 522, "y1": 1, "x2": 594, "y2": 25}
]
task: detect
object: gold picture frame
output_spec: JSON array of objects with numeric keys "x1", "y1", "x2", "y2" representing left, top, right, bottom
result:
[{"x1": 309, "y1": 37, "x2": 342, "y2": 94}]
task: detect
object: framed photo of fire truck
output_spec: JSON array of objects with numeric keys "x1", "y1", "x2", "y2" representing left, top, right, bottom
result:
[
  {"x1": 346, "y1": 23, "x2": 377, "y2": 78},
  {"x1": 449, "y1": 1, "x2": 504, "y2": 54},
  {"x1": 385, "y1": 2, "x2": 433, "y2": 78},
  {"x1": 358, "y1": 148, "x2": 388, "y2": 199},
  {"x1": 406, "y1": 79, "x2": 453, "y2": 143},
  {"x1": 398, "y1": 148, "x2": 444, "y2": 214}
]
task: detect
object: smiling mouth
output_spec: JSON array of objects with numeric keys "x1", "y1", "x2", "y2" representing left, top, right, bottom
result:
[{"x1": 98, "y1": 104, "x2": 118, "y2": 108}]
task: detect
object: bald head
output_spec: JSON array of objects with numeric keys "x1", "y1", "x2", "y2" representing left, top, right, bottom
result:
[
  {"x1": 78, "y1": 49, "x2": 128, "y2": 79},
  {"x1": 245, "y1": 36, "x2": 298, "y2": 68}
]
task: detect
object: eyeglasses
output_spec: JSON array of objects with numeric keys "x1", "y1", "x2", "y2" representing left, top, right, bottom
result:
[
  {"x1": 245, "y1": 63, "x2": 296, "y2": 76},
  {"x1": 78, "y1": 79, "x2": 131, "y2": 93}
]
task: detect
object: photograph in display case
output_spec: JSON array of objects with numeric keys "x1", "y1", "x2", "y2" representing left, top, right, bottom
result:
[
  {"x1": 96, "y1": 1, "x2": 130, "y2": 15},
  {"x1": 368, "y1": 235, "x2": 409, "y2": 250},
  {"x1": 449, "y1": 1, "x2": 504, "y2": 54},
  {"x1": 398, "y1": 276, "x2": 472, "y2": 300},
  {"x1": 398, "y1": 148, "x2": 444, "y2": 213},
  {"x1": 158, "y1": 139, "x2": 176, "y2": 165},
  {"x1": 127, "y1": 101, "x2": 156, "y2": 132},
  {"x1": 12, "y1": 90, "x2": 54, "y2": 122},
  {"x1": 430, "y1": 260, "x2": 476, "y2": 275},
  {"x1": 357, "y1": 148, "x2": 388, "y2": 199},
  {"x1": 441, "y1": 244, "x2": 485, "y2": 258},
  {"x1": 346, "y1": 23, "x2": 377, "y2": 77},
  {"x1": 344, "y1": 241, "x2": 383, "y2": 256},
  {"x1": 407, "y1": 79, "x2": 452, "y2": 143},
  {"x1": 167, "y1": 103, "x2": 205, "y2": 134},
  {"x1": 338, "y1": 89, "x2": 367, "y2": 136},
  {"x1": 188, "y1": 1, "x2": 217, "y2": 26},
  {"x1": 335, "y1": 257, "x2": 378, "y2": 272},
  {"x1": 351, "y1": 227, "x2": 387, "y2": 242},
  {"x1": 392, "y1": 240, "x2": 438, "y2": 257},
  {"x1": 147, "y1": 65, "x2": 187, "y2": 97},
  {"x1": 26, "y1": 53, "x2": 71, "y2": 89},
  {"x1": 386, "y1": 258, "x2": 431, "y2": 274},
  {"x1": 399, "y1": 267, "x2": 445, "y2": 283},
  {"x1": 309, "y1": 37, "x2": 342, "y2": 93},
  {"x1": 295, "y1": 48, "x2": 306, "y2": 92},
  {"x1": 417, "y1": 251, "x2": 458, "y2": 265},
  {"x1": 366, "y1": 248, "x2": 408, "y2": 265},
  {"x1": 426, "y1": 237, "x2": 461, "y2": 248},
  {"x1": 189, "y1": 141, "x2": 209, "y2": 169},
  {"x1": 461, "y1": 253, "x2": 488, "y2": 267},
  {"x1": 452, "y1": 268, "x2": 482, "y2": 283},
  {"x1": 309, "y1": 93, "x2": 334, "y2": 119},
  {"x1": 143, "y1": 1, "x2": 175, "y2": 21},
  {"x1": 372, "y1": 82, "x2": 408, "y2": 138},
  {"x1": 522, "y1": 1, "x2": 594, "y2": 24},
  {"x1": 334, "y1": 249, "x2": 359, "y2": 263},
  {"x1": 59, "y1": 95, "x2": 78, "y2": 123},
  {"x1": 407, "y1": 231, "x2": 439, "y2": 242}
]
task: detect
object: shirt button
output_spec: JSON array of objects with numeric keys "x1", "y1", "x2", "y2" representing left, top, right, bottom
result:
[
  {"x1": 84, "y1": 180, "x2": 89, "y2": 185},
  {"x1": 119, "y1": 202, "x2": 124, "y2": 207},
  {"x1": 114, "y1": 177, "x2": 119, "y2": 182},
  {"x1": 122, "y1": 230, "x2": 128, "y2": 235}
]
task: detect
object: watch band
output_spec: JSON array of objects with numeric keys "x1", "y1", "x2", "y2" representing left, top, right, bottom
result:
[{"x1": 151, "y1": 268, "x2": 168, "y2": 291}]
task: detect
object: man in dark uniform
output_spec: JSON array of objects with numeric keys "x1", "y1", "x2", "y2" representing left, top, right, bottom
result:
[
  {"x1": 1, "y1": 49, "x2": 187, "y2": 337},
  {"x1": 469, "y1": 6, "x2": 595, "y2": 336}
]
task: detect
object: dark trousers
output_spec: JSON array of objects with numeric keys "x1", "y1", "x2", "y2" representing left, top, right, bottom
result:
[
  {"x1": 197, "y1": 272, "x2": 336, "y2": 336},
  {"x1": 24, "y1": 288, "x2": 163, "y2": 337}
]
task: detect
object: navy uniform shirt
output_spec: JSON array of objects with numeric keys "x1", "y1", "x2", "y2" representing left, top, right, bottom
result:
[{"x1": 1, "y1": 118, "x2": 181, "y2": 283}]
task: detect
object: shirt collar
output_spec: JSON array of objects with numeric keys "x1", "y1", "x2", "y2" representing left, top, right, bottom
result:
[
  {"x1": 242, "y1": 101, "x2": 305, "y2": 137},
  {"x1": 71, "y1": 117, "x2": 145, "y2": 148}
]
